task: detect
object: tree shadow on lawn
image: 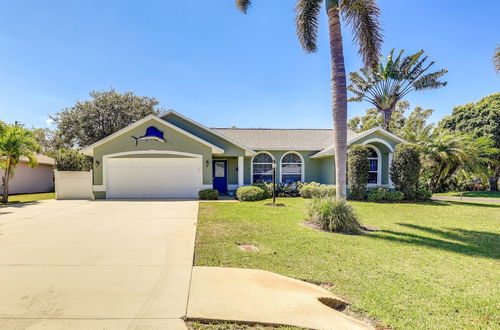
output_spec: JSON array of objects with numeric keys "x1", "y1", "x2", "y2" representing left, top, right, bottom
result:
[{"x1": 366, "y1": 223, "x2": 500, "y2": 260}]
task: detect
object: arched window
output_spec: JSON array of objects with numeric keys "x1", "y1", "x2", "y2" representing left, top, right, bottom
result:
[
  {"x1": 281, "y1": 152, "x2": 303, "y2": 184},
  {"x1": 367, "y1": 147, "x2": 379, "y2": 184},
  {"x1": 252, "y1": 153, "x2": 274, "y2": 183}
]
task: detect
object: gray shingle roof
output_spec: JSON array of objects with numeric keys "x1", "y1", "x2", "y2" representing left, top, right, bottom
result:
[{"x1": 212, "y1": 128, "x2": 358, "y2": 151}]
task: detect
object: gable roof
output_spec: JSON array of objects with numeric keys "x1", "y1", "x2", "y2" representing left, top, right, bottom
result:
[
  {"x1": 311, "y1": 126, "x2": 407, "y2": 158},
  {"x1": 161, "y1": 110, "x2": 256, "y2": 156},
  {"x1": 212, "y1": 128, "x2": 358, "y2": 151},
  {"x1": 80, "y1": 115, "x2": 224, "y2": 156}
]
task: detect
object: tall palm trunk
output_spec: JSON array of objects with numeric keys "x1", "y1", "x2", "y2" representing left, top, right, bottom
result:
[
  {"x1": 1, "y1": 158, "x2": 11, "y2": 203},
  {"x1": 327, "y1": 6, "x2": 347, "y2": 199}
]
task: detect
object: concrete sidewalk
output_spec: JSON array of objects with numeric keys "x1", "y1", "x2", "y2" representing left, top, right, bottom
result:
[{"x1": 432, "y1": 196, "x2": 500, "y2": 203}]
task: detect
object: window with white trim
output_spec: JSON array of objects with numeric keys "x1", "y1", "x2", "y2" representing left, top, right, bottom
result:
[
  {"x1": 252, "y1": 153, "x2": 273, "y2": 183},
  {"x1": 367, "y1": 148, "x2": 378, "y2": 184},
  {"x1": 281, "y1": 153, "x2": 302, "y2": 184}
]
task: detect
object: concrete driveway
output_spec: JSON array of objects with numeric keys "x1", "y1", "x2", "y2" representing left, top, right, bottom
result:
[{"x1": 0, "y1": 199, "x2": 198, "y2": 330}]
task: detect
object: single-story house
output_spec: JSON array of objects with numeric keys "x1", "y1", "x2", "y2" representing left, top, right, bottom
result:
[
  {"x1": 2, "y1": 154, "x2": 54, "y2": 194},
  {"x1": 80, "y1": 110, "x2": 405, "y2": 199}
]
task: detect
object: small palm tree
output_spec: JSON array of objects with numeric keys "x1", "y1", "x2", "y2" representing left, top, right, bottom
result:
[
  {"x1": 417, "y1": 131, "x2": 497, "y2": 192},
  {"x1": 348, "y1": 49, "x2": 448, "y2": 131},
  {"x1": 235, "y1": 0, "x2": 383, "y2": 198},
  {"x1": 0, "y1": 125, "x2": 41, "y2": 203}
]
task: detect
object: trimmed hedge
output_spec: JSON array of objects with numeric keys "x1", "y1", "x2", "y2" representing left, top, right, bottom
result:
[
  {"x1": 252, "y1": 183, "x2": 272, "y2": 199},
  {"x1": 366, "y1": 186, "x2": 404, "y2": 202},
  {"x1": 390, "y1": 143, "x2": 421, "y2": 200},
  {"x1": 236, "y1": 186, "x2": 267, "y2": 201},
  {"x1": 299, "y1": 182, "x2": 336, "y2": 199},
  {"x1": 348, "y1": 145, "x2": 370, "y2": 200},
  {"x1": 198, "y1": 189, "x2": 219, "y2": 200}
]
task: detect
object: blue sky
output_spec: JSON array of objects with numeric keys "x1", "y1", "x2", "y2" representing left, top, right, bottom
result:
[{"x1": 0, "y1": 0, "x2": 498, "y2": 129}]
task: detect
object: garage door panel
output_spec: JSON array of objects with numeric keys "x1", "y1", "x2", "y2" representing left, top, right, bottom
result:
[{"x1": 106, "y1": 158, "x2": 202, "y2": 199}]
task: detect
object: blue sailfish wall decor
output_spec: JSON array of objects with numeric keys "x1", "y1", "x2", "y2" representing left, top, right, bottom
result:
[{"x1": 132, "y1": 126, "x2": 166, "y2": 146}]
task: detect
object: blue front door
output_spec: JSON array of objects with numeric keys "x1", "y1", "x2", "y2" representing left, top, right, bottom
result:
[{"x1": 213, "y1": 160, "x2": 228, "y2": 194}]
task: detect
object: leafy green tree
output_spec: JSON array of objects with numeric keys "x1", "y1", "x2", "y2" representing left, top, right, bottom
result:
[
  {"x1": 348, "y1": 49, "x2": 447, "y2": 131},
  {"x1": 54, "y1": 149, "x2": 92, "y2": 171},
  {"x1": 347, "y1": 145, "x2": 370, "y2": 200},
  {"x1": 348, "y1": 101, "x2": 434, "y2": 139},
  {"x1": 390, "y1": 143, "x2": 421, "y2": 199},
  {"x1": 235, "y1": 0, "x2": 383, "y2": 199},
  {"x1": 51, "y1": 89, "x2": 161, "y2": 148},
  {"x1": 0, "y1": 125, "x2": 41, "y2": 203},
  {"x1": 440, "y1": 93, "x2": 500, "y2": 190}
]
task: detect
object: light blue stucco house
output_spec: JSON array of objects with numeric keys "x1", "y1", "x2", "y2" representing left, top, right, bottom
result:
[{"x1": 81, "y1": 110, "x2": 405, "y2": 199}]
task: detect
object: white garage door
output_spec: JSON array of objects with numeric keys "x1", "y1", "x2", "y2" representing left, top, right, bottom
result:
[{"x1": 106, "y1": 157, "x2": 202, "y2": 199}]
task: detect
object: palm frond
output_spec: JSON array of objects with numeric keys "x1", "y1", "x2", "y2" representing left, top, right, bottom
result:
[
  {"x1": 340, "y1": 0, "x2": 383, "y2": 67},
  {"x1": 412, "y1": 69, "x2": 448, "y2": 90},
  {"x1": 295, "y1": 0, "x2": 323, "y2": 53},
  {"x1": 235, "y1": 0, "x2": 252, "y2": 14}
]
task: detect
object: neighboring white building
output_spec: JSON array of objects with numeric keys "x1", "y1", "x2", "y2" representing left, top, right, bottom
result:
[{"x1": 2, "y1": 154, "x2": 54, "y2": 194}]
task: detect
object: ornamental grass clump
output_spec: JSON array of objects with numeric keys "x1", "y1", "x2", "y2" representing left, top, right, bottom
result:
[{"x1": 307, "y1": 198, "x2": 362, "y2": 233}]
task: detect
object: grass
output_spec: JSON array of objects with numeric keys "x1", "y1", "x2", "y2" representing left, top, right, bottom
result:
[
  {"x1": 195, "y1": 198, "x2": 500, "y2": 329},
  {"x1": 0, "y1": 192, "x2": 55, "y2": 206},
  {"x1": 434, "y1": 191, "x2": 500, "y2": 199}
]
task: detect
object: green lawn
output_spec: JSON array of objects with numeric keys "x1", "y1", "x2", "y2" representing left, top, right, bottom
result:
[
  {"x1": 434, "y1": 191, "x2": 500, "y2": 199},
  {"x1": 1, "y1": 192, "x2": 55, "y2": 206},
  {"x1": 194, "y1": 198, "x2": 500, "y2": 329}
]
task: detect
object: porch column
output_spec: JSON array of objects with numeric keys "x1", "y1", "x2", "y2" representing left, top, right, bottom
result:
[
  {"x1": 238, "y1": 156, "x2": 244, "y2": 187},
  {"x1": 388, "y1": 152, "x2": 394, "y2": 187}
]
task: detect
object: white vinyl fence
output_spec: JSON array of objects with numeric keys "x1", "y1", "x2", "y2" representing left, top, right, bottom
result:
[{"x1": 54, "y1": 170, "x2": 93, "y2": 200}]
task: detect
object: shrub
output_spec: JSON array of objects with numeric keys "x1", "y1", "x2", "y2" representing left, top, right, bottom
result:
[
  {"x1": 390, "y1": 143, "x2": 421, "y2": 200},
  {"x1": 252, "y1": 183, "x2": 272, "y2": 198},
  {"x1": 348, "y1": 145, "x2": 370, "y2": 200},
  {"x1": 367, "y1": 186, "x2": 388, "y2": 201},
  {"x1": 307, "y1": 198, "x2": 362, "y2": 233},
  {"x1": 416, "y1": 188, "x2": 432, "y2": 201},
  {"x1": 236, "y1": 186, "x2": 266, "y2": 201},
  {"x1": 275, "y1": 183, "x2": 300, "y2": 197},
  {"x1": 367, "y1": 185, "x2": 405, "y2": 202},
  {"x1": 198, "y1": 189, "x2": 219, "y2": 200},
  {"x1": 299, "y1": 182, "x2": 336, "y2": 199},
  {"x1": 299, "y1": 182, "x2": 321, "y2": 198},
  {"x1": 386, "y1": 190, "x2": 405, "y2": 201},
  {"x1": 54, "y1": 148, "x2": 92, "y2": 171}
]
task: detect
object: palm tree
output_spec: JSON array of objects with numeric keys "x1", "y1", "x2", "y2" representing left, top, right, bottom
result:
[
  {"x1": 0, "y1": 125, "x2": 40, "y2": 203},
  {"x1": 348, "y1": 49, "x2": 447, "y2": 131},
  {"x1": 235, "y1": 0, "x2": 383, "y2": 199},
  {"x1": 416, "y1": 130, "x2": 497, "y2": 192},
  {"x1": 494, "y1": 44, "x2": 500, "y2": 73}
]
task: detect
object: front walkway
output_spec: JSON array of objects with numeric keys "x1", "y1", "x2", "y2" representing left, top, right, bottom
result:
[{"x1": 0, "y1": 199, "x2": 198, "y2": 330}]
